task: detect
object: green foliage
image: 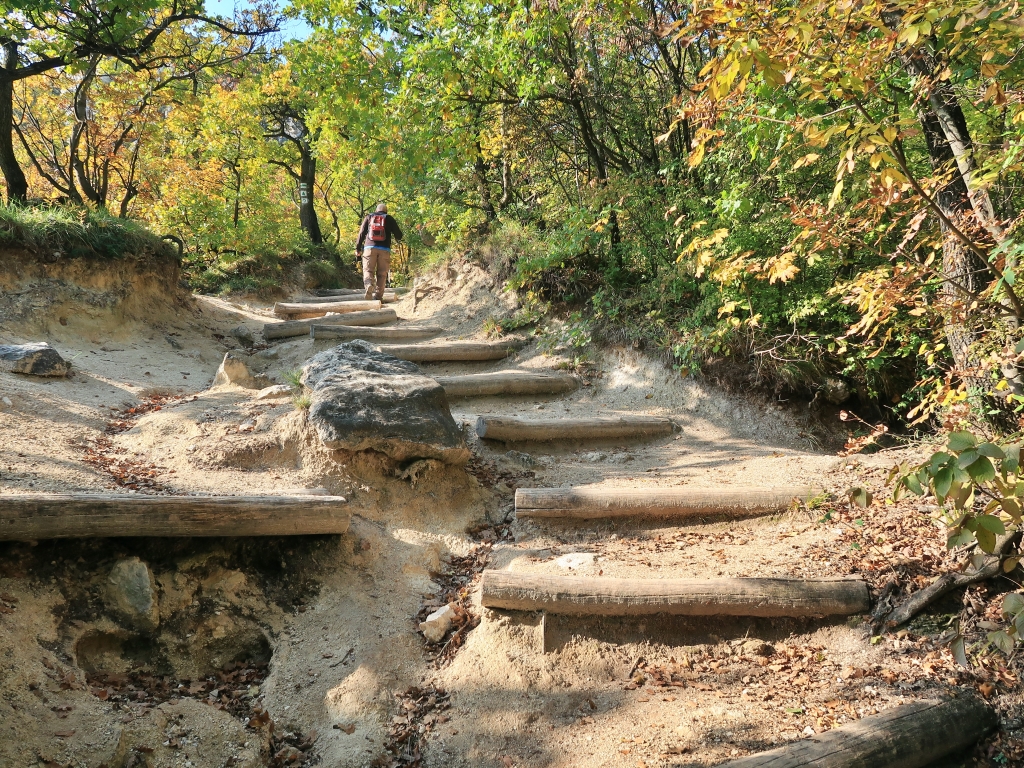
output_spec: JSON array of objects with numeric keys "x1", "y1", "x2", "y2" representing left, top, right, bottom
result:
[{"x1": 0, "y1": 202, "x2": 172, "y2": 260}]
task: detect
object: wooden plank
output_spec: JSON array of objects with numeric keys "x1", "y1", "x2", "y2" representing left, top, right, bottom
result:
[
  {"x1": 263, "y1": 308, "x2": 398, "y2": 340},
  {"x1": 515, "y1": 486, "x2": 816, "y2": 519},
  {"x1": 476, "y1": 415, "x2": 674, "y2": 442},
  {"x1": 715, "y1": 697, "x2": 996, "y2": 768},
  {"x1": 0, "y1": 494, "x2": 350, "y2": 540},
  {"x1": 287, "y1": 293, "x2": 397, "y2": 304},
  {"x1": 480, "y1": 572, "x2": 870, "y2": 617},
  {"x1": 310, "y1": 324, "x2": 444, "y2": 342},
  {"x1": 274, "y1": 300, "x2": 381, "y2": 319},
  {"x1": 436, "y1": 371, "x2": 578, "y2": 398},
  {"x1": 375, "y1": 341, "x2": 518, "y2": 362}
]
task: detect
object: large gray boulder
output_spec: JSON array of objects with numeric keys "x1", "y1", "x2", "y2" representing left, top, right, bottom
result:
[
  {"x1": 302, "y1": 340, "x2": 469, "y2": 465},
  {"x1": 0, "y1": 342, "x2": 69, "y2": 376}
]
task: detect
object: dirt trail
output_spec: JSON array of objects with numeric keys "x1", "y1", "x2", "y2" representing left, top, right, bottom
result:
[{"x1": 1, "y1": 254, "x2": 1018, "y2": 767}]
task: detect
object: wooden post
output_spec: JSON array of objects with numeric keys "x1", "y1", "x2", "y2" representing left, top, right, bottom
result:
[
  {"x1": 263, "y1": 308, "x2": 398, "y2": 340},
  {"x1": 273, "y1": 300, "x2": 382, "y2": 319},
  {"x1": 0, "y1": 494, "x2": 350, "y2": 540},
  {"x1": 476, "y1": 415, "x2": 674, "y2": 442},
  {"x1": 436, "y1": 371, "x2": 578, "y2": 398},
  {"x1": 314, "y1": 287, "x2": 409, "y2": 296},
  {"x1": 480, "y1": 572, "x2": 870, "y2": 617},
  {"x1": 310, "y1": 325, "x2": 443, "y2": 342},
  {"x1": 715, "y1": 697, "x2": 996, "y2": 768},
  {"x1": 515, "y1": 486, "x2": 818, "y2": 519},
  {"x1": 375, "y1": 341, "x2": 518, "y2": 362}
]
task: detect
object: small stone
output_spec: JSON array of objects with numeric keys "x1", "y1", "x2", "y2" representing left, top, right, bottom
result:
[
  {"x1": 212, "y1": 352, "x2": 255, "y2": 389},
  {"x1": 0, "y1": 343, "x2": 69, "y2": 377},
  {"x1": 419, "y1": 604, "x2": 455, "y2": 643},
  {"x1": 230, "y1": 325, "x2": 255, "y2": 347},
  {"x1": 740, "y1": 640, "x2": 775, "y2": 657},
  {"x1": 106, "y1": 557, "x2": 159, "y2": 632},
  {"x1": 555, "y1": 553, "x2": 597, "y2": 570},
  {"x1": 1, "y1": 396, "x2": 11, "y2": 407},
  {"x1": 254, "y1": 384, "x2": 292, "y2": 400}
]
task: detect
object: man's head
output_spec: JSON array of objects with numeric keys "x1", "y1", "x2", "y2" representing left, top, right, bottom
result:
[{"x1": 376, "y1": 203, "x2": 387, "y2": 213}]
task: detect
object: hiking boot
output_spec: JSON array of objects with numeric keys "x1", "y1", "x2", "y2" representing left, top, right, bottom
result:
[
  {"x1": 364, "y1": 287, "x2": 374, "y2": 300},
  {"x1": 373, "y1": 292, "x2": 384, "y2": 301}
]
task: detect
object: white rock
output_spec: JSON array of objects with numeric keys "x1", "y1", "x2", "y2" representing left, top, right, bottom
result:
[
  {"x1": 254, "y1": 384, "x2": 292, "y2": 400},
  {"x1": 419, "y1": 604, "x2": 455, "y2": 643},
  {"x1": 1, "y1": 396, "x2": 11, "y2": 407},
  {"x1": 556, "y1": 552, "x2": 597, "y2": 570}
]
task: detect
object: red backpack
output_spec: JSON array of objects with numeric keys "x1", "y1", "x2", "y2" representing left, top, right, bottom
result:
[{"x1": 368, "y1": 212, "x2": 388, "y2": 243}]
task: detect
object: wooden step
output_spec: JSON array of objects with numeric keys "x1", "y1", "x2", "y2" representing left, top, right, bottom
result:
[
  {"x1": 288, "y1": 293, "x2": 397, "y2": 304},
  {"x1": 310, "y1": 324, "x2": 443, "y2": 342},
  {"x1": 515, "y1": 485, "x2": 817, "y2": 519},
  {"x1": 263, "y1": 308, "x2": 398, "y2": 340},
  {"x1": 481, "y1": 572, "x2": 870, "y2": 617},
  {"x1": 274, "y1": 300, "x2": 381, "y2": 319},
  {"x1": 314, "y1": 287, "x2": 409, "y2": 296},
  {"x1": 717, "y1": 697, "x2": 995, "y2": 768},
  {"x1": 375, "y1": 341, "x2": 518, "y2": 362},
  {"x1": 436, "y1": 371, "x2": 578, "y2": 398},
  {"x1": 0, "y1": 494, "x2": 350, "y2": 540},
  {"x1": 476, "y1": 415, "x2": 673, "y2": 442}
]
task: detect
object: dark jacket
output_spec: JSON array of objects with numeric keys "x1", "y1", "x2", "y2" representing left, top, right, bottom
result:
[{"x1": 356, "y1": 213, "x2": 403, "y2": 251}]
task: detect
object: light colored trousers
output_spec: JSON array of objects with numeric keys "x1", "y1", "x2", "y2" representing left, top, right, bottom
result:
[{"x1": 362, "y1": 247, "x2": 391, "y2": 294}]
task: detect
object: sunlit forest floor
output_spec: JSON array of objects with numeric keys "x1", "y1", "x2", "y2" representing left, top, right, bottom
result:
[{"x1": 1, "y1": 253, "x2": 1022, "y2": 767}]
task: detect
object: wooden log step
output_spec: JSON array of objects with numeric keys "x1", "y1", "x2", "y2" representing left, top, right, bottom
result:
[
  {"x1": 0, "y1": 494, "x2": 350, "y2": 540},
  {"x1": 436, "y1": 371, "x2": 578, "y2": 398},
  {"x1": 288, "y1": 293, "x2": 397, "y2": 304},
  {"x1": 263, "y1": 308, "x2": 398, "y2": 340},
  {"x1": 274, "y1": 300, "x2": 381, "y2": 319},
  {"x1": 480, "y1": 572, "x2": 869, "y2": 617},
  {"x1": 375, "y1": 341, "x2": 518, "y2": 362},
  {"x1": 310, "y1": 324, "x2": 443, "y2": 342},
  {"x1": 476, "y1": 415, "x2": 674, "y2": 442},
  {"x1": 515, "y1": 485, "x2": 817, "y2": 519},
  {"x1": 716, "y1": 697, "x2": 996, "y2": 768},
  {"x1": 314, "y1": 287, "x2": 409, "y2": 296}
]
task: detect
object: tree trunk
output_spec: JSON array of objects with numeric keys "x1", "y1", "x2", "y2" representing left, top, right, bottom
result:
[
  {"x1": 298, "y1": 150, "x2": 323, "y2": 244},
  {"x1": 0, "y1": 41, "x2": 28, "y2": 203},
  {"x1": 476, "y1": 415, "x2": 674, "y2": 442},
  {"x1": 436, "y1": 371, "x2": 578, "y2": 399},
  {"x1": 262, "y1": 308, "x2": 399, "y2": 340}
]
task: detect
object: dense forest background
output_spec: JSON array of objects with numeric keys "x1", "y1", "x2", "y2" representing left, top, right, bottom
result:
[{"x1": 2, "y1": 0, "x2": 1023, "y2": 428}]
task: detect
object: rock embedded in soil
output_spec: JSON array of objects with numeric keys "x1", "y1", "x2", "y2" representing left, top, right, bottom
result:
[
  {"x1": 106, "y1": 557, "x2": 160, "y2": 632},
  {"x1": 420, "y1": 604, "x2": 455, "y2": 642},
  {"x1": 255, "y1": 383, "x2": 292, "y2": 400},
  {"x1": 0, "y1": 342, "x2": 70, "y2": 376},
  {"x1": 231, "y1": 324, "x2": 255, "y2": 346},
  {"x1": 301, "y1": 340, "x2": 470, "y2": 465},
  {"x1": 212, "y1": 351, "x2": 257, "y2": 388}
]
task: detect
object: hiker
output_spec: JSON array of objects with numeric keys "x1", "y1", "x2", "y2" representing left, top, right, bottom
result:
[{"x1": 355, "y1": 203, "x2": 403, "y2": 300}]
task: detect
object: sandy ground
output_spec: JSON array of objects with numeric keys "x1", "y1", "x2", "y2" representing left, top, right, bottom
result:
[{"x1": 1, "y1": 252, "x2": 1020, "y2": 767}]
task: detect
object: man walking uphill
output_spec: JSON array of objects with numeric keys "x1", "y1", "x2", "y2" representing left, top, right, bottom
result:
[{"x1": 356, "y1": 203, "x2": 403, "y2": 300}]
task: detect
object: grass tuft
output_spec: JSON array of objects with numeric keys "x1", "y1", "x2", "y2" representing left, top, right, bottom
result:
[{"x1": 0, "y1": 202, "x2": 173, "y2": 260}]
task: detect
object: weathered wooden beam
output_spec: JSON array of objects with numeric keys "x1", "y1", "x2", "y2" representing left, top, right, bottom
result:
[
  {"x1": 480, "y1": 572, "x2": 870, "y2": 617},
  {"x1": 273, "y1": 300, "x2": 381, "y2": 319},
  {"x1": 515, "y1": 486, "x2": 817, "y2": 519},
  {"x1": 476, "y1": 415, "x2": 674, "y2": 442},
  {"x1": 0, "y1": 494, "x2": 350, "y2": 540},
  {"x1": 715, "y1": 697, "x2": 996, "y2": 768},
  {"x1": 287, "y1": 293, "x2": 397, "y2": 304},
  {"x1": 310, "y1": 324, "x2": 443, "y2": 342},
  {"x1": 263, "y1": 308, "x2": 398, "y2": 340},
  {"x1": 375, "y1": 341, "x2": 518, "y2": 362},
  {"x1": 314, "y1": 287, "x2": 409, "y2": 296},
  {"x1": 436, "y1": 371, "x2": 578, "y2": 398}
]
